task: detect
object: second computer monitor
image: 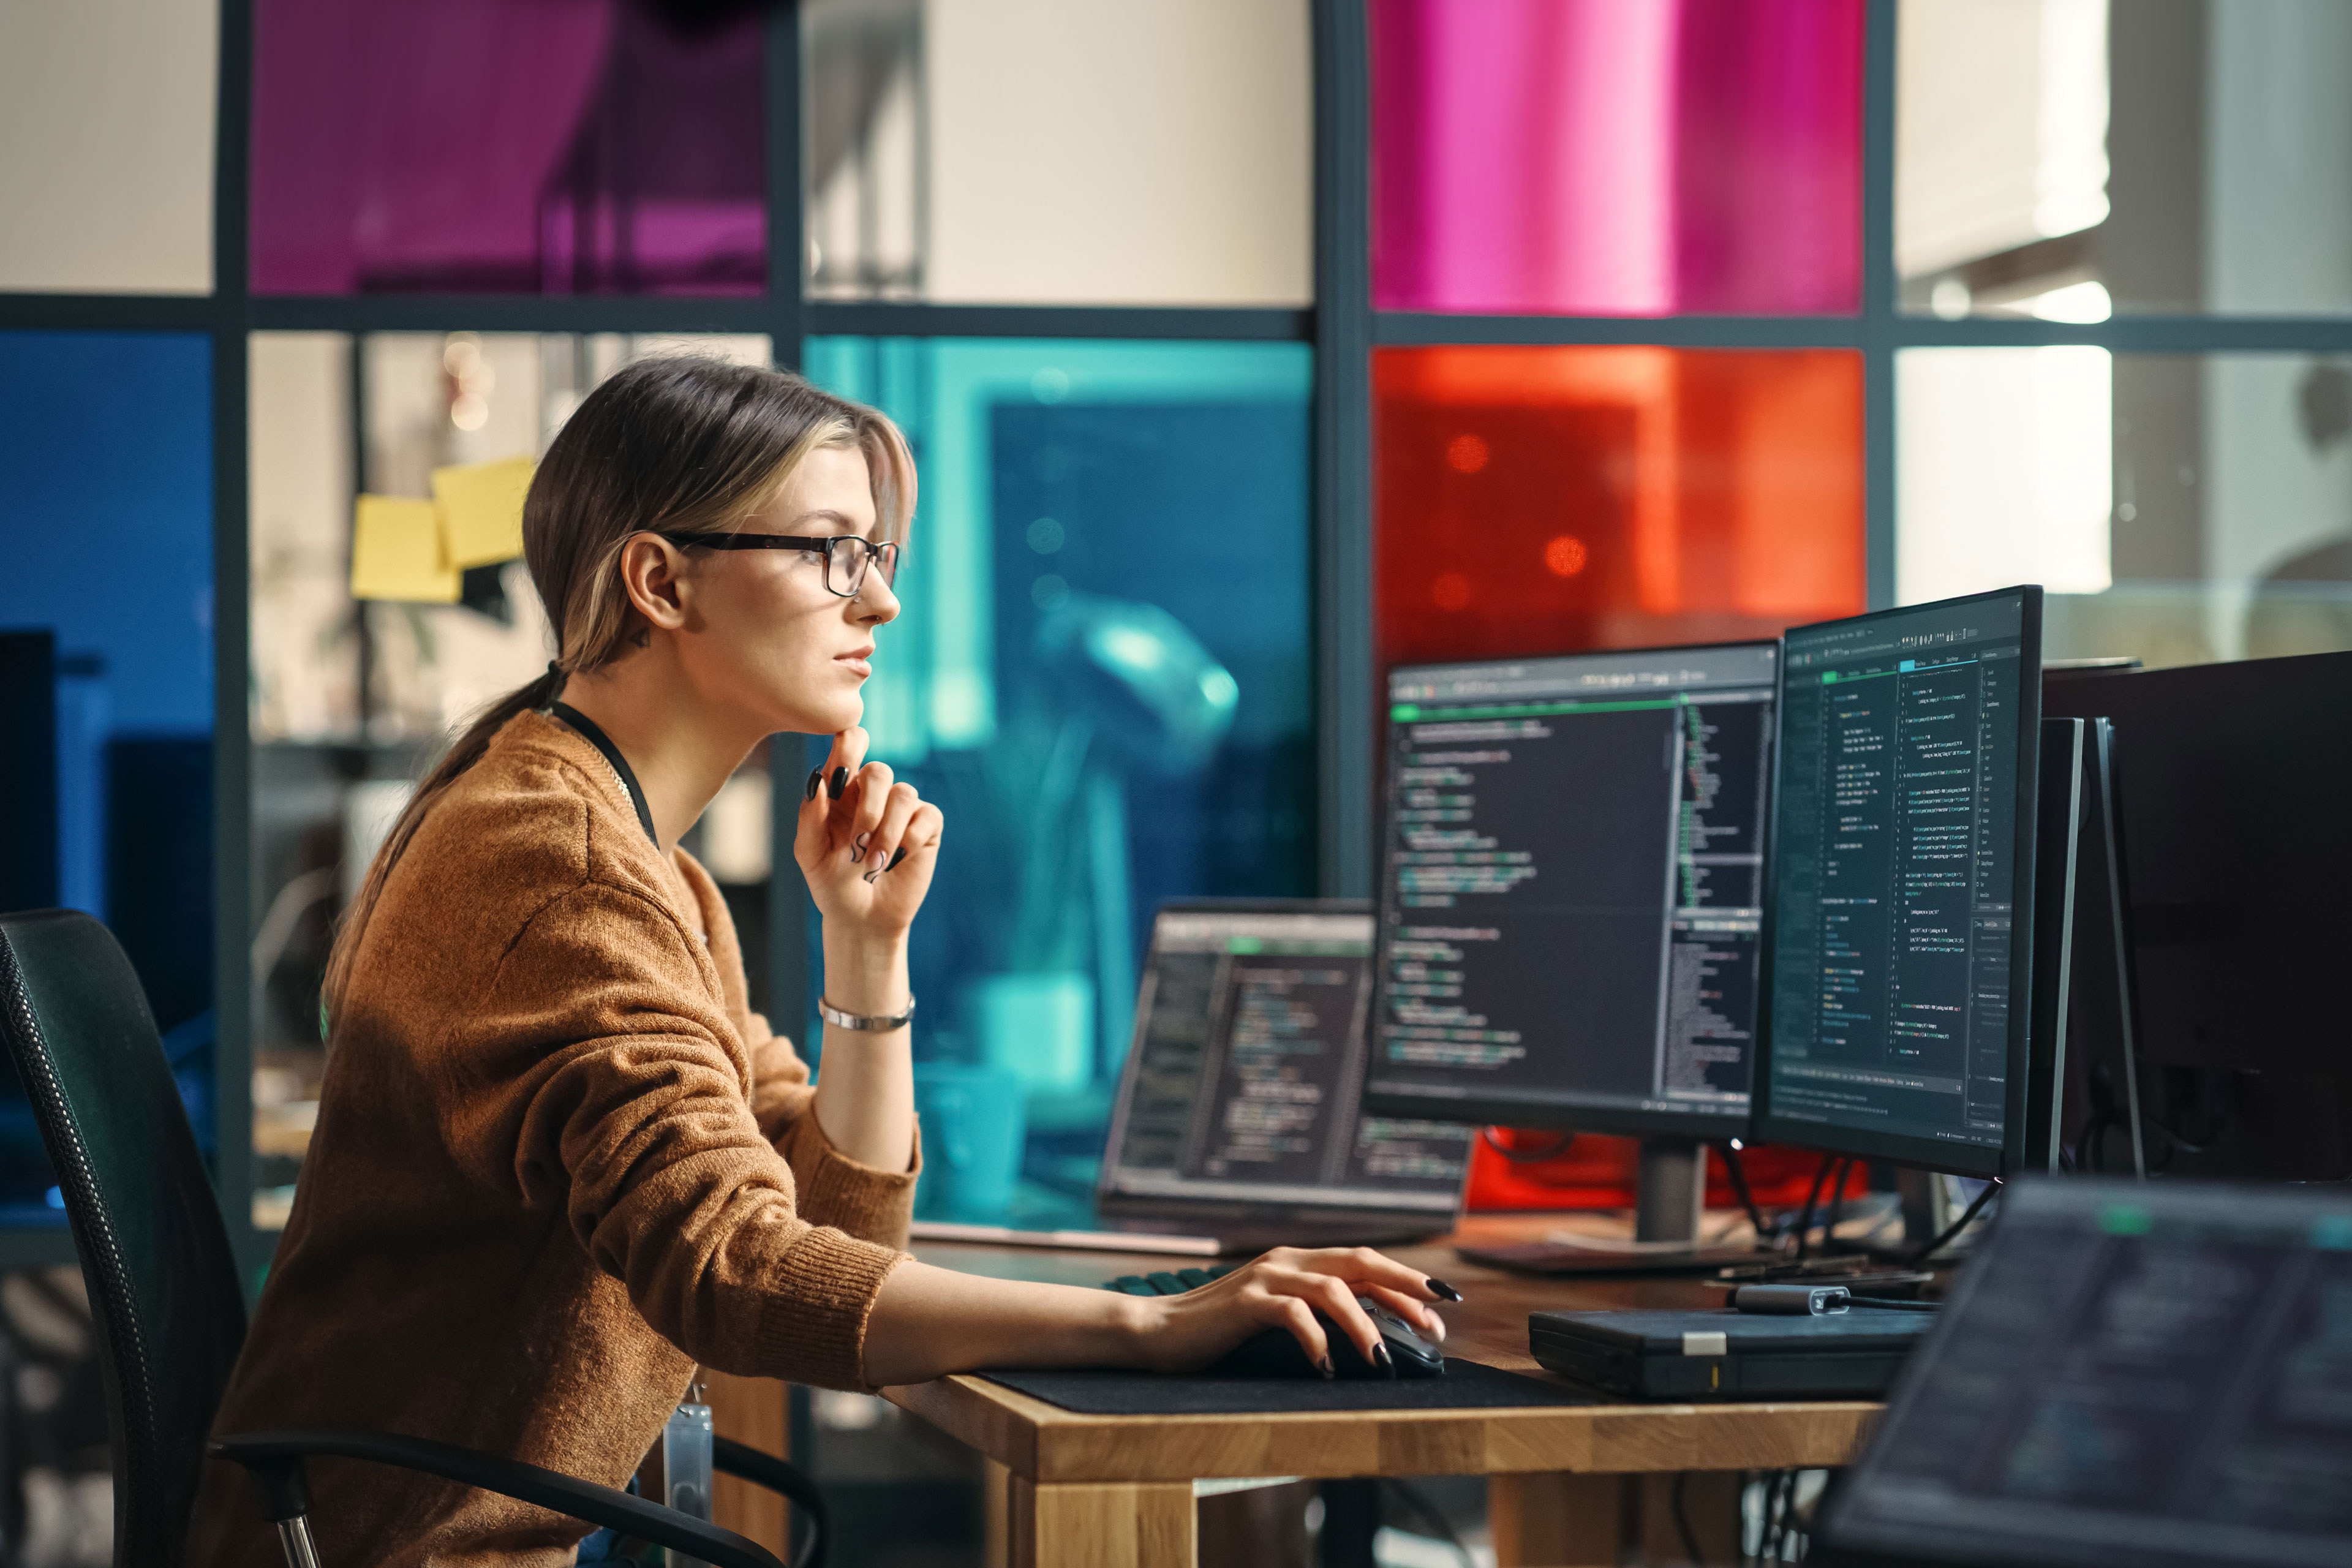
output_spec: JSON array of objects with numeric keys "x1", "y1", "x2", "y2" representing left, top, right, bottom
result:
[
  {"x1": 1362, "y1": 641, "x2": 1778, "y2": 1138},
  {"x1": 1756, "y1": 586, "x2": 2045, "y2": 1179}
]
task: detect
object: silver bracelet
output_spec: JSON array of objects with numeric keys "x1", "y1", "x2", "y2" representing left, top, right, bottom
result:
[{"x1": 818, "y1": 994, "x2": 917, "y2": 1032}]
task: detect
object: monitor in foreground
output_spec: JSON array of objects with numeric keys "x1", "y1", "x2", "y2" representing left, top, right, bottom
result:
[
  {"x1": 1363, "y1": 641, "x2": 1779, "y2": 1140},
  {"x1": 1816, "y1": 1177, "x2": 2352, "y2": 1568},
  {"x1": 1758, "y1": 587, "x2": 2043, "y2": 1179}
]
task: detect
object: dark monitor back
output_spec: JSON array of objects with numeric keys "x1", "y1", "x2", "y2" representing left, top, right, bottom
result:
[
  {"x1": 0, "y1": 631, "x2": 58, "y2": 914},
  {"x1": 1817, "y1": 1176, "x2": 2352, "y2": 1568},
  {"x1": 2045, "y1": 650, "x2": 2352, "y2": 1179}
]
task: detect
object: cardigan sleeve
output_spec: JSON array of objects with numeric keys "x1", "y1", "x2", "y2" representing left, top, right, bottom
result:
[
  {"x1": 679, "y1": 845, "x2": 922, "y2": 1245},
  {"x1": 449, "y1": 881, "x2": 907, "y2": 1392}
]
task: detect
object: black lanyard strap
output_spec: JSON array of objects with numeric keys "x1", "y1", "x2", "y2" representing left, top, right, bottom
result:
[{"x1": 551, "y1": 703, "x2": 660, "y2": 846}]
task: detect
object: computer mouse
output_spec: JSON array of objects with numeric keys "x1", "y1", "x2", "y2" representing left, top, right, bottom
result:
[{"x1": 1209, "y1": 1297, "x2": 1446, "y2": 1380}]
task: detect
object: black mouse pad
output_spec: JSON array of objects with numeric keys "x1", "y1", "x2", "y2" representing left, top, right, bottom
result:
[{"x1": 976, "y1": 1359, "x2": 1605, "y2": 1415}]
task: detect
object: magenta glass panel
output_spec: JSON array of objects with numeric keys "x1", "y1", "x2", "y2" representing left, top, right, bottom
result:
[
  {"x1": 252, "y1": 0, "x2": 766, "y2": 296},
  {"x1": 1371, "y1": 0, "x2": 1863, "y2": 316}
]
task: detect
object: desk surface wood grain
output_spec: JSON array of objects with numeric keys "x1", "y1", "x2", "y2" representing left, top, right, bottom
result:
[{"x1": 883, "y1": 1215, "x2": 1880, "y2": 1485}]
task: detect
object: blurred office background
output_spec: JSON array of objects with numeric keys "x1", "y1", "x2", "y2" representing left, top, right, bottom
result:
[{"x1": 6, "y1": 0, "x2": 2352, "y2": 1564}]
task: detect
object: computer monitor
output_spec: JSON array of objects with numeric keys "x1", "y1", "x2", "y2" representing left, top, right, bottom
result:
[
  {"x1": 1755, "y1": 587, "x2": 2045, "y2": 1180},
  {"x1": 1360, "y1": 641, "x2": 1777, "y2": 1193},
  {"x1": 1815, "y1": 1176, "x2": 2352, "y2": 1568},
  {"x1": 2044, "y1": 649, "x2": 2352, "y2": 1180},
  {"x1": 1096, "y1": 900, "x2": 1471, "y2": 1230}
]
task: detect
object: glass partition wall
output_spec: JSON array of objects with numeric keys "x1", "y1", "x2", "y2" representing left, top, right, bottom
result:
[
  {"x1": 9, "y1": 1, "x2": 2352, "y2": 1557},
  {"x1": 6, "y1": 0, "x2": 2352, "y2": 1276}
]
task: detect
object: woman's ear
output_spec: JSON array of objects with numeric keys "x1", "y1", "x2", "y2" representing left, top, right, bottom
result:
[{"x1": 616, "y1": 534, "x2": 692, "y2": 633}]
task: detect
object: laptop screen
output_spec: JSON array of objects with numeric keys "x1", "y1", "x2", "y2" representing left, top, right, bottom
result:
[
  {"x1": 1100, "y1": 904, "x2": 1471, "y2": 1214},
  {"x1": 1817, "y1": 1177, "x2": 2352, "y2": 1568}
]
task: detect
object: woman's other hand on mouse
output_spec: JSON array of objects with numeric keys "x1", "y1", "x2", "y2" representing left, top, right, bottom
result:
[
  {"x1": 794, "y1": 724, "x2": 943, "y2": 941},
  {"x1": 1131, "y1": 1248, "x2": 1452, "y2": 1376}
]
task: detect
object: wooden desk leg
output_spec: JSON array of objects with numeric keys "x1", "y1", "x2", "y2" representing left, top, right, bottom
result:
[
  {"x1": 1633, "y1": 1472, "x2": 1745, "y2": 1566},
  {"x1": 1008, "y1": 1477, "x2": 1194, "y2": 1568},
  {"x1": 1488, "y1": 1472, "x2": 1626, "y2": 1568},
  {"x1": 702, "y1": 1370, "x2": 788, "y2": 1560},
  {"x1": 984, "y1": 1461, "x2": 1011, "y2": 1568}
]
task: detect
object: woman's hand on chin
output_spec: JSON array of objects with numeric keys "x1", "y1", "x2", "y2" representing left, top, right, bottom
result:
[{"x1": 793, "y1": 725, "x2": 944, "y2": 948}]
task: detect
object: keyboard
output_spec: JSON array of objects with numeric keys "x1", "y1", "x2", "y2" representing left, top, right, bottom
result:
[{"x1": 1101, "y1": 1265, "x2": 1235, "y2": 1296}]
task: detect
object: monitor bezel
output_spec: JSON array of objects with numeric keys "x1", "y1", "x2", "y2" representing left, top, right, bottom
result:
[
  {"x1": 1752, "y1": 585, "x2": 2046, "y2": 1181},
  {"x1": 1359, "y1": 638, "x2": 1781, "y2": 1142}
]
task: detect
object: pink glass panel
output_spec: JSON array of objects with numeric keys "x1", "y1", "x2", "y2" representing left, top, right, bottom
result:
[
  {"x1": 1371, "y1": 0, "x2": 1863, "y2": 316},
  {"x1": 252, "y1": 0, "x2": 766, "y2": 296}
]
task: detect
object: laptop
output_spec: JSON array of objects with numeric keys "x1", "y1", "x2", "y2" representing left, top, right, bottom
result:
[
  {"x1": 1814, "y1": 1176, "x2": 2352, "y2": 1568},
  {"x1": 915, "y1": 900, "x2": 1471, "y2": 1256},
  {"x1": 1529, "y1": 1302, "x2": 1936, "y2": 1400}
]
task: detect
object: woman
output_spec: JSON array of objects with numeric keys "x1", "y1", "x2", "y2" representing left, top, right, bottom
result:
[{"x1": 189, "y1": 358, "x2": 1450, "y2": 1568}]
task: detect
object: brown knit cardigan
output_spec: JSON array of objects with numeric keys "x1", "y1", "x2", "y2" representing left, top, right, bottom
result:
[{"x1": 185, "y1": 710, "x2": 918, "y2": 1568}]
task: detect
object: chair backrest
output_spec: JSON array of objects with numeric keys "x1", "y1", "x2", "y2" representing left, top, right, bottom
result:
[{"x1": 0, "y1": 910, "x2": 250, "y2": 1568}]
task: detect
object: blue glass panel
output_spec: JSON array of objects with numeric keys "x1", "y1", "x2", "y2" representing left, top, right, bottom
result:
[
  {"x1": 804, "y1": 337, "x2": 1314, "y2": 1224},
  {"x1": 0, "y1": 331, "x2": 215, "y2": 1216}
]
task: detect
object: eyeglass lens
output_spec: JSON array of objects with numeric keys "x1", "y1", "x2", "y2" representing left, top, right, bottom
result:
[{"x1": 824, "y1": 538, "x2": 900, "y2": 595}]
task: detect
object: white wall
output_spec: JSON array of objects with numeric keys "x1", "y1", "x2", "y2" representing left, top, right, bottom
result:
[
  {"x1": 2206, "y1": 0, "x2": 2352, "y2": 314},
  {"x1": 0, "y1": 0, "x2": 216, "y2": 292},
  {"x1": 1898, "y1": 347, "x2": 2114, "y2": 603},
  {"x1": 1896, "y1": 0, "x2": 2108, "y2": 281},
  {"x1": 249, "y1": 333, "x2": 357, "y2": 741},
  {"x1": 924, "y1": 0, "x2": 1311, "y2": 305},
  {"x1": 2201, "y1": 2, "x2": 2352, "y2": 655}
]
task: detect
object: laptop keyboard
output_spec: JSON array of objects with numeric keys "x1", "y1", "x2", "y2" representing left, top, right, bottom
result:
[{"x1": 1101, "y1": 1265, "x2": 1235, "y2": 1296}]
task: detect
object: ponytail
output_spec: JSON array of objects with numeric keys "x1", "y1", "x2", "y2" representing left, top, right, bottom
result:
[{"x1": 318, "y1": 661, "x2": 568, "y2": 1023}]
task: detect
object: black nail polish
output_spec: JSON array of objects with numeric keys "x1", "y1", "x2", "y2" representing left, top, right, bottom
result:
[
  {"x1": 1373, "y1": 1343, "x2": 1393, "y2": 1374},
  {"x1": 1426, "y1": 1278, "x2": 1463, "y2": 1302},
  {"x1": 829, "y1": 766, "x2": 848, "y2": 799},
  {"x1": 1318, "y1": 1357, "x2": 1335, "y2": 1381},
  {"x1": 804, "y1": 768, "x2": 823, "y2": 801},
  {"x1": 886, "y1": 848, "x2": 907, "y2": 872}
]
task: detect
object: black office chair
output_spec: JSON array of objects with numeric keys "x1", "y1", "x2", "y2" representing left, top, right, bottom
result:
[{"x1": 0, "y1": 909, "x2": 828, "y2": 1568}]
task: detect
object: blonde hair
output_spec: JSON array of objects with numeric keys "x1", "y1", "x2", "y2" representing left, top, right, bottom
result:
[{"x1": 323, "y1": 357, "x2": 914, "y2": 1022}]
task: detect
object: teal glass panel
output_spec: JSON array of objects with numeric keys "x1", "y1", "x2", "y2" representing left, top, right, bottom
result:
[{"x1": 802, "y1": 337, "x2": 1314, "y2": 1224}]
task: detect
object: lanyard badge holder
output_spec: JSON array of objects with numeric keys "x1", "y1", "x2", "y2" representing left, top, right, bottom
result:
[{"x1": 662, "y1": 1382, "x2": 715, "y2": 1567}]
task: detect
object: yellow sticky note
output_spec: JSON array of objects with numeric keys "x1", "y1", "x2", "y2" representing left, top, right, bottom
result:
[
  {"x1": 350, "y1": 496, "x2": 459, "y2": 603},
  {"x1": 431, "y1": 454, "x2": 534, "y2": 569}
]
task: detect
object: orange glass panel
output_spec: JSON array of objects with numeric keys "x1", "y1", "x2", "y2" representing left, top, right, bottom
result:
[
  {"x1": 1373, "y1": 345, "x2": 1866, "y2": 669},
  {"x1": 1464, "y1": 1133, "x2": 1868, "y2": 1214}
]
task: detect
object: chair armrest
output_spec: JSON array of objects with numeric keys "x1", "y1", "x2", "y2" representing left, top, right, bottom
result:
[
  {"x1": 714, "y1": 1437, "x2": 828, "y2": 1568},
  {"x1": 210, "y1": 1429, "x2": 785, "y2": 1568}
]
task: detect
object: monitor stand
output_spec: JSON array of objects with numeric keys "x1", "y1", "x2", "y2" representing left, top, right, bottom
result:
[
  {"x1": 1452, "y1": 1137, "x2": 1757, "y2": 1275},
  {"x1": 1634, "y1": 1136, "x2": 1706, "y2": 1243},
  {"x1": 2026, "y1": 717, "x2": 2147, "y2": 1178}
]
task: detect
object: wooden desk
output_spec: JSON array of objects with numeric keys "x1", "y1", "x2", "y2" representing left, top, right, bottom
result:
[{"x1": 886, "y1": 1218, "x2": 1879, "y2": 1567}]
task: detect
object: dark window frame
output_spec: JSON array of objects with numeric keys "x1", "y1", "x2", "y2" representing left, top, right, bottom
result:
[{"x1": 1, "y1": 0, "x2": 2348, "y2": 1264}]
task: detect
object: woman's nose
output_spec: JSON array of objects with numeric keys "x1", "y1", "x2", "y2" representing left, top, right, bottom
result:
[{"x1": 855, "y1": 572, "x2": 900, "y2": 624}]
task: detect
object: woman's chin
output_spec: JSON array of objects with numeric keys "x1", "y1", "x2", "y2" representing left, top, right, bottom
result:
[{"x1": 795, "y1": 694, "x2": 862, "y2": 736}]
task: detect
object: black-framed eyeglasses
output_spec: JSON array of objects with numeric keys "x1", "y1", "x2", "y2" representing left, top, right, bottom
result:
[{"x1": 651, "y1": 531, "x2": 902, "y2": 598}]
